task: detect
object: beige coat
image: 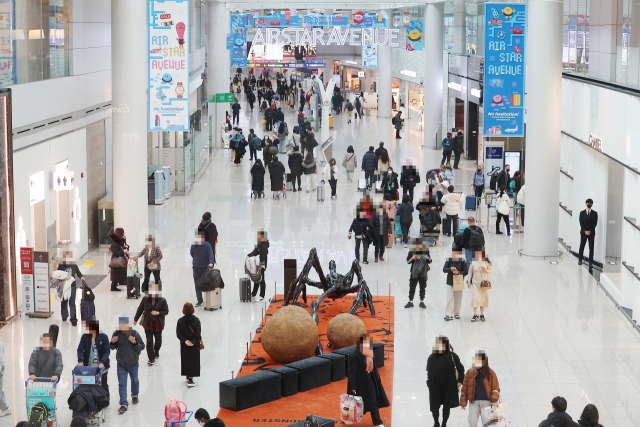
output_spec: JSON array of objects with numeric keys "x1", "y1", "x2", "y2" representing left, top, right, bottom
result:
[
  {"x1": 468, "y1": 260, "x2": 493, "y2": 308},
  {"x1": 383, "y1": 199, "x2": 398, "y2": 221},
  {"x1": 378, "y1": 159, "x2": 391, "y2": 173}
]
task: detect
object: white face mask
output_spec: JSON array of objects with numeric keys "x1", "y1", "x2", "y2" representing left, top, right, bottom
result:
[
  {"x1": 198, "y1": 421, "x2": 205, "y2": 426},
  {"x1": 473, "y1": 360, "x2": 484, "y2": 369}
]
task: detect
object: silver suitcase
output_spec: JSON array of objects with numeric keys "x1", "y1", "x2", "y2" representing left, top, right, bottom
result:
[
  {"x1": 317, "y1": 186, "x2": 325, "y2": 201},
  {"x1": 204, "y1": 288, "x2": 222, "y2": 311}
]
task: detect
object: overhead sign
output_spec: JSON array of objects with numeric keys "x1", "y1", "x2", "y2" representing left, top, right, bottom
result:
[
  {"x1": 252, "y1": 28, "x2": 400, "y2": 47},
  {"x1": 53, "y1": 171, "x2": 75, "y2": 192},
  {"x1": 212, "y1": 93, "x2": 236, "y2": 103},
  {"x1": 361, "y1": 44, "x2": 378, "y2": 68},
  {"x1": 148, "y1": 0, "x2": 190, "y2": 131},
  {"x1": 483, "y1": 3, "x2": 526, "y2": 136},
  {"x1": 29, "y1": 170, "x2": 44, "y2": 206},
  {"x1": 484, "y1": 142, "x2": 505, "y2": 179}
]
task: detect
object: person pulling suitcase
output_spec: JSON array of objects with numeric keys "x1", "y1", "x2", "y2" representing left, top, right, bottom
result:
[{"x1": 246, "y1": 231, "x2": 269, "y2": 301}]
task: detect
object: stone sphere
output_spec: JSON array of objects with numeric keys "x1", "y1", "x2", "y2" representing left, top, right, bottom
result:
[
  {"x1": 262, "y1": 305, "x2": 319, "y2": 364},
  {"x1": 327, "y1": 313, "x2": 367, "y2": 349}
]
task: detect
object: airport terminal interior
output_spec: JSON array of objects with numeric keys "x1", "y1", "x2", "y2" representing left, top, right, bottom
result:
[{"x1": 1, "y1": 1, "x2": 640, "y2": 427}]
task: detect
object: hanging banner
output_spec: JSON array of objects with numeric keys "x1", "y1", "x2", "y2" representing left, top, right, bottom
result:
[
  {"x1": 482, "y1": 3, "x2": 526, "y2": 136},
  {"x1": 229, "y1": 14, "x2": 248, "y2": 68},
  {"x1": 361, "y1": 44, "x2": 378, "y2": 68},
  {"x1": 256, "y1": 12, "x2": 302, "y2": 28},
  {"x1": 148, "y1": 0, "x2": 190, "y2": 131},
  {"x1": 406, "y1": 19, "x2": 423, "y2": 51}
]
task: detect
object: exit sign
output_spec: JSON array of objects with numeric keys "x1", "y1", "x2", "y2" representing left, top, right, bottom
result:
[{"x1": 211, "y1": 93, "x2": 235, "y2": 103}]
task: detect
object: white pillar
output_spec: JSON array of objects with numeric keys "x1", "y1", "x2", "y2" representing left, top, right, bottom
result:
[
  {"x1": 377, "y1": 11, "x2": 393, "y2": 139},
  {"x1": 453, "y1": 0, "x2": 466, "y2": 54},
  {"x1": 423, "y1": 3, "x2": 444, "y2": 148},
  {"x1": 208, "y1": 1, "x2": 229, "y2": 147},
  {"x1": 522, "y1": 0, "x2": 563, "y2": 257},
  {"x1": 112, "y1": 0, "x2": 148, "y2": 249},
  {"x1": 319, "y1": 79, "x2": 335, "y2": 142}
]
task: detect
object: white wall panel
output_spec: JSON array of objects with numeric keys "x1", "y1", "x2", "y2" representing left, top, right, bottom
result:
[
  {"x1": 71, "y1": 47, "x2": 112, "y2": 75},
  {"x1": 70, "y1": 23, "x2": 111, "y2": 50}
]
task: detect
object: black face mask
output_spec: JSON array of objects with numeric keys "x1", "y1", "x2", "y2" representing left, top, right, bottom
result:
[{"x1": 587, "y1": 203, "x2": 593, "y2": 208}]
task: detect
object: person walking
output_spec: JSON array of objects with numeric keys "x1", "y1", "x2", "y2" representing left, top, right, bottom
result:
[
  {"x1": 404, "y1": 238, "x2": 432, "y2": 308},
  {"x1": 441, "y1": 185, "x2": 463, "y2": 236},
  {"x1": 538, "y1": 397, "x2": 581, "y2": 427},
  {"x1": 343, "y1": 146, "x2": 358, "y2": 183},
  {"x1": 377, "y1": 150, "x2": 391, "y2": 175},
  {"x1": 323, "y1": 158, "x2": 339, "y2": 200},
  {"x1": 452, "y1": 131, "x2": 464, "y2": 169},
  {"x1": 110, "y1": 316, "x2": 145, "y2": 414},
  {"x1": 176, "y1": 302, "x2": 201, "y2": 387},
  {"x1": 578, "y1": 199, "x2": 598, "y2": 272},
  {"x1": 247, "y1": 231, "x2": 270, "y2": 301},
  {"x1": 496, "y1": 164, "x2": 511, "y2": 190},
  {"x1": 471, "y1": 166, "x2": 485, "y2": 206},
  {"x1": 287, "y1": 146, "x2": 304, "y2": 192},
  {"x1": 268, "y1": 155, "x2": 286, "y2": 199},
  {"x1": 393, "y1": 111, "x2": 403, "y2": 139},
  {"x1": 190, "y1": 230, "x2": 214, "y2": 308},
  {"x1": 361, "y1": 146, "x2": 378, "y2": 190},
  {"x1": 578, "y1": 404, "x2": 603, "y2": 427},
  {"x1": 398, "y1": 195, "x2": 414, "y2": 248},
  {"x1": 374, "y1": 142, "x2": 387, "y2": 159},
  {"x1": 443, "y1": 244, "x2": 468, "y2": 321},
  {"x1": 247, "y1": 90, "x2": 255, "y2": 112},
  {"x1": 29, "y1": 333, "x2": 63, "y2": 382},
  {"x1": 261, "y1": 136, "x2": 274, "y2": 169},
  {"x1": 347, "y1": 334, "x2": 390, "y2": 427},
  {"x1": 460, "y1": 216, "x2": 484, "y2": 268},
  {"x1": 371, "y1": 205, "x2": 392, "y2": 262},
  {"x1": 426, "y1": 335, "x2": 465, "y2": 427},
  {"x1": 133, "y1": 235, "x2": 163, "y2": 295},
  {"x1": 198, "y1": 212, "x2": 218, "y2": 256},
  {"x1": 382, "y1": 193, "x2": 398, "y2": 229},
  {"x1": 231, "y1": 100, "x2": 241, "y2": 125},
  {"x1": 109, "y1": 228, "x2": 128, "y2": 292},
  {"x1": 442, "y1": 164, "x2": 455, "y2": 184},
  {"x1": 56, "y1": 250, "x2": 86, "y2": 326},
  {"x1": 134, "y1": 282, "x2": 169, "y2": 366},
  {"x1": 517, "y1": 184, "x2": 525, "y2": 226},
  {"x1": 400, "y1": 160, "x2": 420, "y2": 202},
  {"x1": 248, "y1": 129, "x2": 261, "y2": 161},
  {"x1": 345, "y1": 100, "x2": 354, "y2": 123},
  {"x1": 441, "y1": 133, "x2": 453, "y2": 165},
  {"x1": 250, "y1": 159, "x2": 266, "y2": 198},
  {"x1": 301, "y1": 152, "x2": 317, "y2": 193},
  {"x1": 467, "y1": 252, "x2": 493, "y2": 322},
  {"x1": 354, "y1": 96, "x2": 362, "y2": 120},
  {"x1": 77, "y1": 317, "x2": 111, "y2": 400},
  {"x1": 495, "y1": 187, "x2": 511, "y2": 235},
  {"x1": 380, "y1": 168, "x2": 399, "y2": 201},
  {"x1": 459, "y1": 350, "x2": 501, "y2": 426},
  {"x1": 349, "y1": 211, "x2": 374, "y2": 264},
  {"x1": 0, "y1": 337, "x2": 9, "y2": 417}
]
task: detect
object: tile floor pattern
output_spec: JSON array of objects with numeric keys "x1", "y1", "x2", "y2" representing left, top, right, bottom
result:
[{"x1": 2, "y1": 95, "x2": 640, "y2": 427}]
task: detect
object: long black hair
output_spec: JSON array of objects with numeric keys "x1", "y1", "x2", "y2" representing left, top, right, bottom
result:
[{"x1": 580, "y1": 404, "x2": 599, "y2": 424}]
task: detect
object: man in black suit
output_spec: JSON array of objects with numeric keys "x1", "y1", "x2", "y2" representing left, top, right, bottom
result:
[{"x1": 578, "y1": 198, "x2": 598, "y2": 271}]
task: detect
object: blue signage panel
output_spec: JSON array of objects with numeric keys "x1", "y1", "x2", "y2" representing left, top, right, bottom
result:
[{"x1": 482, "y1": 3, "x2": 526, "y2": 137}]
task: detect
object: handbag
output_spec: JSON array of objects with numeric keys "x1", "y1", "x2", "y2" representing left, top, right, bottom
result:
[
  {"x1": 479, "y1": 267, "x2": 492, "y2": 289},
  {"x1": 453, "y1": 274, "x2": 464, "y2": 291},
  {"x1": 109, "y1": 257, "x2": 126, "y2": 269},
  {"x1": 147, "y1": 262, "x2": 158, "y2": 271},
  {"x1": 189, "y1": 325, "x2": 204, "y2": 350}
]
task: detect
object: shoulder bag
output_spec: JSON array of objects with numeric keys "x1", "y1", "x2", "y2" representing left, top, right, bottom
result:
[
  {"x1": 342, "y1": 154, "x2": 354, "y2": 168},
  {"x1": 450, "y1": 352, "x2": 461, "y2": 393},
  {"x1": 189, "y1": 325, "x2": 204, "y2": 350},
  {"x1": 109, "y1": 257, "x2": 126, "y2": 269},
  {"x1": 480, "y1": 268, "x2": 492, "y2": 289}
]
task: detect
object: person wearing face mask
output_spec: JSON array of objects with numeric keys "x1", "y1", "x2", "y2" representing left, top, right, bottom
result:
[
  {"x1": 349, "y1": 210, "x2": 375, "y2": 264},
  {"x1": 426, "y1": 336, "x2": 464, "y2": 427},
  {"x1": 380, "y1": 167, "x2": 399, "y2": 201},
  {"x1": 442, "y1": 163, "x2": 455, "y2": 184},
  {"x1": 471, "y1": 166, "x2": 485, "y2": 206},
  {"x1": 134, "y1": 282, "x2": 169, "y2": 366},
  {"x1": 133, "y1": 235, "x2": 163, "y2": 295},
  {"x1": 247, "y1": 231, "x2": 270, "y2": 301},
  {"x1": 77, "y1": 317, "x2": 111, "y2": 400},
  {"x1": 443, "y1": 244, "x2": 468, "y2": 321},
  {"x1": 190, "y1": 230, "x2": 214, "y2": 308},
  {"x1": 193, "y1": 408, "x2": 226, "y2": 426},
  {"x1": 347, "y1": 334, "x2": 390, "y2": 427},
  {"x1": 495, "y1": 187, "x2": 511, "y2": 236},
  {"x1": 578, "y1": 199, "x2": 598, "y2": 273},
  {"x1": 110, "y1": 317, "x2": 145, "y2": 414},
  {"x1": 459, "y1": 351, "x2": 500, "y2": 426},
  {"x1": 496, "y1": 164, "x2": 511, "y2": 190}
]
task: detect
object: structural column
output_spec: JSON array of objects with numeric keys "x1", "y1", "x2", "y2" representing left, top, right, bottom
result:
[
  {"x1": 112, "y1": 0, "x2": 148, "y2": 249},
  {"x1": 377, "y1": 11, "x2": 393, "y2": 139},
  {"x1": 423, "y1": 3, "x2": 444, "y2": 148},
  {"x1": 208, "y1": 0, "x2": 230, "y2": 147},
  {"x1": 522, "y1": 0, "x2": 563, "y2": 257}
]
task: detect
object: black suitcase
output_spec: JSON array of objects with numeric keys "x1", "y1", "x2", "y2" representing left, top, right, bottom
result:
[
  {"x1": 239, "y1": 277, "x2": 251, "y2": 302},
  {"x1": 126, "y1": 275, "x2": 141, "y2": 299}
]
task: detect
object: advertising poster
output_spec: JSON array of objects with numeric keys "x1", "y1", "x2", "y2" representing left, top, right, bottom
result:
[
  {"x1": 483, "y1": 3, "x2": 526, "y2": 137},
  {"x1": 349, "y1": 12, "x2": 387, "y2": 28},
  {"x1": 361, "y1": 44, "x2": 378, "y2": 68},
  {"x1": 484, "y1": 142, "x2": 505, "y2": 177},
  {"x1": 148, "y1": 0, "x2": 190, "y2": 131},
  {"x1": 229, "y1": 13, "x2": 248, "y2": 67},
  {"x1": 0, "y1": 6, "x2": 12, "y2": 86},
  {"x1": 256, "y1": 12, "x2": 301, "y2": 28},
  {"x1": 406, "y1": 19, "x2": 423, "y2": 51},
  {"x1": 33, "y1": 252, "x2": 49, "y2": 313},
  {"x1": 20, "y1": 248, "x2": 33, "y2": 314}
]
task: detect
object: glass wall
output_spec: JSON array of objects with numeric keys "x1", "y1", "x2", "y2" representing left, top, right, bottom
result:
[
  {"x1": 0, "y1": 0, "x2": 70, "y2": 85},
  {"x1": 562, "y1": 0, "x2": 590, "y2": 74}
]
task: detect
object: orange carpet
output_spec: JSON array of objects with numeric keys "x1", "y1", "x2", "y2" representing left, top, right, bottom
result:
[{"x1": 217, "y1": 294, "x2": 395, "y2": 426}]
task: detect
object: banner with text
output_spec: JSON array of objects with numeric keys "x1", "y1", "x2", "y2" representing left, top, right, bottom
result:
[
  {"x1": 482, "y1": 3, "x2": 526, "y2": 137},
  {"x1": 361, "y1": 44, "x2": 378, "y2": 68},
  {"x1": 148, "y1": 0, "x2": 190, "y2": 131}
]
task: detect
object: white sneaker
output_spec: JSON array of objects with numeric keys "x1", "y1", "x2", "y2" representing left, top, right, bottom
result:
[
  {"x1": 252, "y1": 296, "x2": 264, "y2": 302},
  {"x1": 0, "y1": 408, "x2": 11, "y2": 417}
]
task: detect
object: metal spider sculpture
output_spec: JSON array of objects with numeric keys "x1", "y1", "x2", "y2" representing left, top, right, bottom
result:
[{"x1": 284, "y1": 248, "x2": 375, "y2": 327}]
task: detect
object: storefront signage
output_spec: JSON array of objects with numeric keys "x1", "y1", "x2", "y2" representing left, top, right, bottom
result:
[
  {"x1": 33, "y1": 251, "x2": 49, "y2": 313},
  {"x1": 361, "y1": 44, "x2": 378, "y2": 68},
  {"x1": 589, "y1": 134, "x2": 603, "y2": 153},
  {"x1": 20, "y1": 247, "x2": 33, "y2": 314},
  {"x1": 470, "y1": 88, "x2": 482, "y2": 98},
  {"x1": 357, "y1": 71, "x2": 365, "y2": 77},
  {"x1": 401, "y1": 69, "x2": 417, "y2": 78},
  {"x1": 148, "y1": 0, "x2": 190, "y2": 131},
  {"x1": 52, "y1": 171, "x2": 75, "y2": 192},
  {"x1": 252, "y1": 28, "x2": 400, "y2": 47},
  {"x1": 448, "y1": 82, "x2": 463, "y2": 92},
  {"x1": 482, "y1": 3, "x2": 526, "y2": 137},
  {"x1": 406, "y1": 19, "x2": 423, "y2": 51},
  {"x1": 29, "y1": 170, "x2": 44, "y2": 206}
]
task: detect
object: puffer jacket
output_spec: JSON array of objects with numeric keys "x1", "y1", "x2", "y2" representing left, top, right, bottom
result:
[
  {"x1": 361, "y1": 151, "x2": 378, "y2": 172},
  {"x1": 399, "y1": 202, "x2": 414, "y2": 225},
  {"x1": 287, "y1": 151, "x2": 304, "y2": 176},
  {"x1": 441, "y1": 192, "x2": 462, "y2": 216},
  {"x1": 302, "y1": 158, "x2": 317, "y2": 175},
  {"x1": 459, "y1": 367, "x2": 500, "y2": 407}
]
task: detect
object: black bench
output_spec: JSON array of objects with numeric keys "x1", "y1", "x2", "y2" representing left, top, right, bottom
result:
[
  {"x1": 219, "y1": 370, "x2": 281, "y2": 411},
  {"x1": 333, "y1": 342, "x2": 385, "y2": 371},
  {"x1": 268, "y1": 366, "x2": 298, "y2": 397},
  {"x1": 286, "y1": 357, "x2": 331, "y2": 392},
  {"x1": 317, "y1": 352, "x2": 346, "y2": 381}
]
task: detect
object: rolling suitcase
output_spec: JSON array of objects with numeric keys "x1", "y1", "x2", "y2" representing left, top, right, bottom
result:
[
  {"x1": 286, "y1": 173, "x2": 293, "y2": 191},
  {"x1": 239, "y1": 277, "x2": 252, "y2": 302},
  {"x1": 317, "y1": 185, "x2": 325, "y2": 202},
  {"x1": 465, "y1": 195, "x2": 477, "y2": 211},
  {"x1": 204, "y1": 288, "x2": 222, "y2": 311},
  {"x1": 357, "y1": 179, "x2": 367, "y2": 191},
  {"x1": 127, "y1": 275, "x2": 141, "y2": 299}
]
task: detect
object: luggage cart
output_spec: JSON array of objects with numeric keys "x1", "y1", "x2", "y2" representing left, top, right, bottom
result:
[
  {"x1": 25, "y1": 377, "x2": 59, "y2": 427},
  {"x1": 170, "y1": 410, "x2": 193, "y2": 427},
  {"x1": 72, "y1": 367, "x2": 106, "y2": 425}
]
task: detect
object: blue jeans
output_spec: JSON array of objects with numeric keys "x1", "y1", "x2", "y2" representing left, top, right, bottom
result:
[
  {"x1": 193, "y1": 267, "x2": 206, "y2": 304},
  {"x1": 60, "y1": 284, "x2": 76, "y2": 322},
  {"x1": 117, "y1": 364, "x2": 139, "y2": 407},
  {"x1": 465, "y1": 249, "x2": 474, "y2": 270}
]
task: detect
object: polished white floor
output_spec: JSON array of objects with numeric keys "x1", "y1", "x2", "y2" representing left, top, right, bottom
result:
[{"x1": 2, "y1": 94, "x2": 640, "y2": 427}]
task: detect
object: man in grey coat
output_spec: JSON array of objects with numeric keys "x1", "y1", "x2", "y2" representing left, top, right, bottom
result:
[
  {"x1": 28, "y1": 333, "x2": 63, "y2": 382},
  {"x1": 111, "y1": 316, "x2": 145, "y2": 414}
]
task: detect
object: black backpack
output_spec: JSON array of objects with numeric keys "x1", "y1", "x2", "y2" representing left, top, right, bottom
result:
[
  {"x1": 489, "y1": 173, "x2": 498, "y2": 191},
  {"x1": 468, "y1": 226, "x2": 485, "y2": 248},
  {"x1": 346, "y1": 103, "x2": 354, "y2": 111},
  {"x1": 261, "y1": 100, "x2": 268, "y2": 109},
  {"x1": 29, "y1": 402, "x2": 49, "y2": 427},
  {"x1": 355, "y1": 98, "x2": 361, "y2": 108}
]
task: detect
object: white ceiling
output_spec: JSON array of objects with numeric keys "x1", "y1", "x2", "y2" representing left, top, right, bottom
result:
[{"x1": 218, "y1": 0, "x2": 428, "y2": 10}]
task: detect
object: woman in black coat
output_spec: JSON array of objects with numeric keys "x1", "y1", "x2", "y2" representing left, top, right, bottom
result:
[
  {"x1": 261, "y1": 136, "x2": 273, "y2": 168},
  {"x1": 287, "y1": 147, "x2": 303, "y2": 192},
  {"x1": 347, "y1": 334, "x2": 389, "y2": 427},
  {"x1": 134, "y1": 282, "x2": 169, "y2": 365},
  {"x1": 426, "y1": 336, "x2": 464, "y2": 427},
  {"x1": 250, "y1": 159, "x2": 266, "y2": 198},
  {"x1": 109, "y1": 227, "x2": 128, "y2": 292},
  {"x1": 268, "y1": 155, "x2": 286, "y2": 198},
  {"x1": 176, "y1": 302, "x2": 201, "y2": 388}
]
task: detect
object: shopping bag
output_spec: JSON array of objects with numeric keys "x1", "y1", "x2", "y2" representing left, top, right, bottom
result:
[
  {"x1": 453, "y1": 274, "x2": 464, "y2": 291},
  {"x1": 339, "y1": 394, "x2": 364, "y2": 424},
  {"x1": 481, "y1": 404, "x2": 500, "y2": 426}
]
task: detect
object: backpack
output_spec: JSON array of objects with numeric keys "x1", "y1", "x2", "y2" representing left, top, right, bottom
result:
[
  {"x1": 346, "y1": 102, "x2": 354, "y2": 111},
  {"x1": 391, "y1": 116, "x2": 396, "y2": 125},
  {"x1": 28, "y1": 402, "x2": 49, "y2": 427},
  {"x1": 265, "y1": 109, "x2": 273, "y2": 119},
  {"x1": 489, "y1": 173, "x2": 498, "y2": 191},
  {"x1": 197, "y1": 222, "x2": 215, "y2": 243},
  {"x1": 261, "y1": 100, "x2": 268, "y2": 109},
  {"x1": 164, "y1": 399, "x2": 187, "y2": 427},
  {"x1": 245, "y1": 255, "x2": 262, "y2": 283},
  {"x1": 468, "y1": 226, "x2": 485, "y2": 248}
]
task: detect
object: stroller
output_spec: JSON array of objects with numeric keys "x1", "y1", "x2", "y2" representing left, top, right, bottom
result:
[
  {"x1": 419, "y1": 207, "x2": 441, "y2": 246},
  {"x1": 67, "y1": 366, "x2": 108, "y2": 425}
]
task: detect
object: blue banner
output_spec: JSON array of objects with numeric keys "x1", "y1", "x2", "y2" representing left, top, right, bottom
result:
[
  {"x1": 482, "y1": 3, "x2": 526, "y2": 137},
  {"x1": 256, "y1": 13, "x2": 301, "y2": 28},
  {"x1": 406, "y1": 19, "x2": 423, "y2": 51}
]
